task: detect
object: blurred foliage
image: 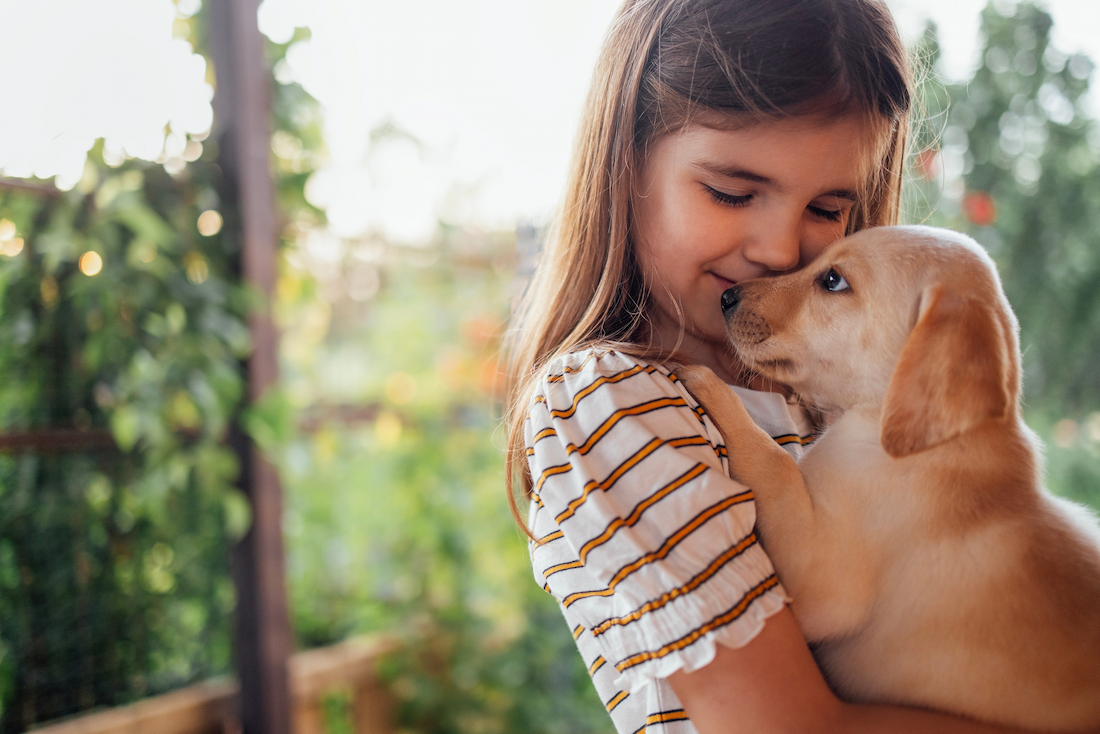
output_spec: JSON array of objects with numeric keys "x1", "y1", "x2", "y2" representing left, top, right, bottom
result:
[
  {"x1": 0, "y1": 149, "x2": 246, "y2": 727},
  {"x1": 273, "y1": 230, "x2": 612, "y2": 733},
  {"x1": 906, "y1": 2, "x2": 1100, "y2": 509}
]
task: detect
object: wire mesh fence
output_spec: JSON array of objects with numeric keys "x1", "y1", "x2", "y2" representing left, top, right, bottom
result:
[{"x1": 0, "y1": 448, "x2": 234, "y2": 731}]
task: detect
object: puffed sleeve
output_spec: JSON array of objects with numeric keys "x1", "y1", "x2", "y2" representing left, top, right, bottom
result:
[{"x1": 525, "y1": 349, "x2": 789, "y2": 694}]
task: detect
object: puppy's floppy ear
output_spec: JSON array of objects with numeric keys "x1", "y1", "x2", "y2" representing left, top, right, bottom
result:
[{"x1": 881, "y1": 285, "x2": 1013, "y2": 458}]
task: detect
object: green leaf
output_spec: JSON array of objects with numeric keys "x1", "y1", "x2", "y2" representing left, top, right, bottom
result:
[
  {"x1": 223, "y1": 488, "x2": 253, "y2": 542},
  {"x1": 242, "y1": 387, "x2": 296, "y2": 453},
  {"x1": 110, "y1": 405, "x2": 141, "y2": 451}
]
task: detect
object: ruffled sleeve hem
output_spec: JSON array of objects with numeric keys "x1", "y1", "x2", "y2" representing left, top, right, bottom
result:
[{"x1": 613, "y1": 583, "x2": 790, "y2": 694}]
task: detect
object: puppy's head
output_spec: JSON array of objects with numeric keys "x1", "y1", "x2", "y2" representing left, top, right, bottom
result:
[{"x1": 723, "y1": 225, "x2": 1020, "y2": 457}]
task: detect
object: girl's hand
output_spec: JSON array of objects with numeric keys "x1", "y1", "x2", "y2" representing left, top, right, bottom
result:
[{"x1": 669, "y1": 608, "x2": 1084, "y2": 734}]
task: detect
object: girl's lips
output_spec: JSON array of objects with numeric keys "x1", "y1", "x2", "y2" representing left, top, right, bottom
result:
[{"x1": 710, "y1": 272, "x2": 735, "y2": 290}]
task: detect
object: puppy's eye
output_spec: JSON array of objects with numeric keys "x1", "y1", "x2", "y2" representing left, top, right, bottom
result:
[{"x1": 820, "y1": 268, "x2": 850, "y2": 292}]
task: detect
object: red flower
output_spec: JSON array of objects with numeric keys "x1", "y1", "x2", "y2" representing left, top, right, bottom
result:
[{"x1": 963, "y1": 191, "x2": 997, "y2": 226}]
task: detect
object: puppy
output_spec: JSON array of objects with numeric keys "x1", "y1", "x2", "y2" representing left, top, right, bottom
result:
[{"x1": 678, "y1": 225, "x2": 1100, "y2": 730}]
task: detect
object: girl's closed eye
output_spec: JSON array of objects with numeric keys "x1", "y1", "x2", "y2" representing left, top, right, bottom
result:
[
  {"x1": 705, "y1": 186, "x2": 752, "y2": 207},
  {"x1": 808, "y1": 204, "x2": 843, "y2": 222}
]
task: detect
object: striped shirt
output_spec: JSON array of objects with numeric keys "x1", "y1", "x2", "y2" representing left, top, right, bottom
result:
[{"x1": 525, "y1": 349, "x2": 814, "y2": 733}]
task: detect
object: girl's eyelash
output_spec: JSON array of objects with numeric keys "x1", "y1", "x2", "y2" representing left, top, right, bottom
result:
[
  {"x1": 809, "y1": 205, "x2": 843, "y2": 222},
  {"x1": 705, "y1": 186, "x2": 751, "y2": 207},
  {"x1": 706, "y1": 185, "x2": 845, "y2": 222}
]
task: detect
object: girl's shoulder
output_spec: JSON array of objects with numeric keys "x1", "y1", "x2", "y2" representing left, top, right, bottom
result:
[
  {"x1": 530, "y1": 346, "x2": 702, "y2": 422},
  {"x1": 540, "y1": 346, "x2": 677, "y2": 384}
]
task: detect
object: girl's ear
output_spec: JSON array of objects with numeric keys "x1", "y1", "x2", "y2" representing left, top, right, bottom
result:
[{"x1": 880, "y1": 285, "x2": 1014, "y2": 458}]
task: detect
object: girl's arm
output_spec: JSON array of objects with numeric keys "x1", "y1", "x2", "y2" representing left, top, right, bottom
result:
[{"x1": 670, "y1": 607, "x2": 1086, "y2": 734}]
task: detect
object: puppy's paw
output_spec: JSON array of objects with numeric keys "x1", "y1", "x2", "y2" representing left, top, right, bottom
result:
[
  {"x1": 675, "y1": 365, "x2": 757, "y2": 434},
  {"x1": 674, "y1": 364, "x2": 727, "y2": 406},
  {"x1": 673, "y1": 360, "x2": 761, "y2": 448}
]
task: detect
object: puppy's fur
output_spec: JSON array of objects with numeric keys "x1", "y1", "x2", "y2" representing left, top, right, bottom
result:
[{"x1": 679, "y1": 225, "x2": 1100, "y2": 730}]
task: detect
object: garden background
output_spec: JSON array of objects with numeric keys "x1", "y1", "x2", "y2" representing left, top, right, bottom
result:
[{"x1": 1, "y1": 0, "x2": 1099, "y2": 732}]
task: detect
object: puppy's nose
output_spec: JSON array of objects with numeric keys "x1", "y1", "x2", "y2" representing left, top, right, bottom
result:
[{"x1": 721, "y1": 286, "x2": 742, "y2": 315}]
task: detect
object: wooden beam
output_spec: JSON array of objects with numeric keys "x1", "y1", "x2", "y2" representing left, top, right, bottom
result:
[
  {"x1": 30, "y1": 637, "x2": 398, "y2": 734},
  {"x1": 205, "y1": 1, "x2": 293, "y2": 733},
  {"x1": 0, "y1": 429, "x2": 116, "y2": 452},
  {"x1": 25, "y1": 679, "x2": 237, "y2": 734}
]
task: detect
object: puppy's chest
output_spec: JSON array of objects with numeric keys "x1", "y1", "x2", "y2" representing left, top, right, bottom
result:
[{"x1": 799, "y1": 417, "x2": 928, "y2": 540}]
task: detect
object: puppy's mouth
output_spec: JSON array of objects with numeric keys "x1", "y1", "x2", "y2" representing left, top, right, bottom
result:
[
  {"x1": 727, "y1": 310, "x2": 771, "y2": 344},
  {"x1": 736, "y1": 353, "x2": 796, "y2": 382},
  {"x1": 724, "y1": 310, "x2": 798, "y2": 380}
]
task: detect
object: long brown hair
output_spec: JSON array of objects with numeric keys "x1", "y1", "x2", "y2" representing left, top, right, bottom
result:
[{"x1": 504, "y1": 0, "x2": 913, "y2": 528}]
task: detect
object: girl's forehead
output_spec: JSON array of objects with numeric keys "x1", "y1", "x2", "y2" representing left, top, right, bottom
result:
[{"x1": 661, "y1": 116, "x2": 882, "y2": 190}]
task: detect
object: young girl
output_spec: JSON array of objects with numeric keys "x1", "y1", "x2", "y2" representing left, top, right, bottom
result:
[{"x1": 505, "y1": 1, "x2": 1041, "y2": 732}]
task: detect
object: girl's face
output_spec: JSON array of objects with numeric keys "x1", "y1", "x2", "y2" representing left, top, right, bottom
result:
[{"x1": 633, "y1": 115, "x2": 872, "y2": 376}]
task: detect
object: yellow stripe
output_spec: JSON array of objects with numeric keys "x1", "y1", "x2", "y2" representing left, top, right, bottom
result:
[
  {"x1": 526, "y1": 447, "x2": 535, "y2": 456},
  {"x1": 545, "y1": 350, "x2": 610, "y2": 383},
  {"x1": 542, "y1": 582, "x2": 551, "y2": 593},
  {"x1": 533, "y1": 427, "x2": 557, "y2": 443},
  {"x1": 615, "y1": 575, "x2": 780, "y2": 672},
  {"x1": 573, "y1": 624, "x2": 585, "y2": 640},
  {"x1": 773, "y1": 433, "x2": 815, "y2": 446},
  {"x1": 588, "y1": 656, "x2": 606, "y2": 676},
  {"x1": 591, "y1": 533, "x2": 758, "y2": 635},
  {"x1": 549, "y1": 366, "x2": 657, "y2": 419},
  {"x1": 667, "y1": 436, "x2": 709, "y2": 449},
  {"x1": 562, "y1": 489, "x2": 753, "y2": 608},
  {"x1": 575, "y1": 464, "x2": 708, "y2": 564},
  {"x1": 544, "y1": 559, "x2": 584, "y2": 577},
  {"x1": 554, "y1": 438, "x2": 664, "y2": 524},
  {"x1": 536, "y1": 530, "x2": 564, "y2": 544},
  {"x1": 564, "y1": 396, "x2": 687, "y2": 456},
  {"x1": 604, "y1": 690, "x2": 629, "y2": 713},
  {"x1": 535, "y1": 462, "x2": 572, "y2": 492},
  {"x1": 646, "y1": 710, "x2": 689, "y2": 725},
  {"x1": 669, "y1": 434, "x2": 725, "y2": 461}
]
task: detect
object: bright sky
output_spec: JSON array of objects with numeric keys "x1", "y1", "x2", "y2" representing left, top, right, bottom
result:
[{"x1": 0, "y1": 0, "x2": 1097, "y2": 241}]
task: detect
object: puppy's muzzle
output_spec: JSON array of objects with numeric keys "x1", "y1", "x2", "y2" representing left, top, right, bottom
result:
[{"x1": 722, "y1": 286, "x2": 771, "y2": 344}]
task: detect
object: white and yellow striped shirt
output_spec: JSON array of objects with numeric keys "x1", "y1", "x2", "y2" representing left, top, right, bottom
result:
[{"x1": 525, "y1": 349, "x2": 814, "y2": 733}]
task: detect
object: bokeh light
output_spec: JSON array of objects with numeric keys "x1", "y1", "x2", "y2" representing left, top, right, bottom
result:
[
  {"x1": 79, "y1": 251, "x2": 104, "y2": 276},
  {"x1": 185, "y1": 252, "x2": 209, "y2": 284},
  {"x1": 197, "y1": 210, "x2": 223, "y2": 236},
  {"x1": 0, "y1": 238, "x2": 24, "y2": 257}
]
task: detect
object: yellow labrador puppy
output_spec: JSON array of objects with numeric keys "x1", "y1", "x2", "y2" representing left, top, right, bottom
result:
[{"x1": 678, "y1": 225, "x2": 1100, "y2": 730}]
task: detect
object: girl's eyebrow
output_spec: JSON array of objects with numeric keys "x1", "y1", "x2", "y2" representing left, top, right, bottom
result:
[{"x1": 694, "y1": 161, "x2": 859, "y2": 202}]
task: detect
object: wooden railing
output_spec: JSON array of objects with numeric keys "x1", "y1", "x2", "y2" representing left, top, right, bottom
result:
[{"x1": 31, "y1": 636, "x2": 397, "y2": 734}]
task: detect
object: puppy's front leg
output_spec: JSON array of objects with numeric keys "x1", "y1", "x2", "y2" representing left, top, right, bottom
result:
[
  {"x1": 677, "y1": 366, "x2": 867, "y2": 639},
  {"x1": 675, "y1": 365, "x2": 805, "y2": 499}
]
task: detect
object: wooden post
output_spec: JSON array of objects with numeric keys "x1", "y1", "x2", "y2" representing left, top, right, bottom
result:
[{"x1": 206, "y1": 2, "x2": 293, "y2": 733}]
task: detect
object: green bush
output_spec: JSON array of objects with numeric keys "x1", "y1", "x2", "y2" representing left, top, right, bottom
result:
[{"x1": 0, "y1": 153, "x2": 247, "y2": 729}]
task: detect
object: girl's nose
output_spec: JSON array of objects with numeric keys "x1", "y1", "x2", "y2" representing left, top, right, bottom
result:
[{"x1": 742, "y1": 220, "x2": 802, "y2": 273}]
